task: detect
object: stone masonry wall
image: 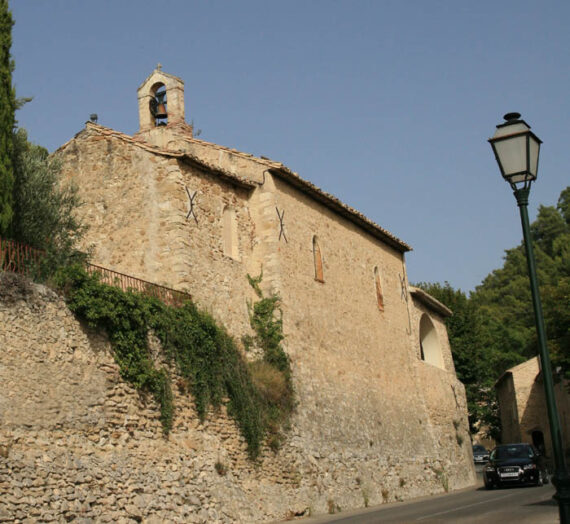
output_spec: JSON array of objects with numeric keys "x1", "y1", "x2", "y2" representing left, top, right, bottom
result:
[
  {"x1": 1, "y1": 273, "x2": 474, "y2": 522},
  {"x1": 58, "y1": 128, "x2": 259, "y2": 339},
  {"x1": 51, "y1": 120, "x2": 477, "y2": 521},
  {"x1": 270, "y1": 175, "x2": 474, "y2": 492},
  {"x1": 497, "y1": 358, "x2": 570, "y2": 457}
]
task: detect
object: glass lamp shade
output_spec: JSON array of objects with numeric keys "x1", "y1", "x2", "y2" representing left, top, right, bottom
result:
[{"x1": 489, "y1": 113, "x2": 542, "y2": 184}]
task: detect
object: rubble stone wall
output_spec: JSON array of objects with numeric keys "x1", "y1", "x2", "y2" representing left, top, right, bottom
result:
[
  {"x1": 1, "y1": 273, "x2": 475, "y2": 523},
  {"x1": 49, "y1": 122, "x2": 477, "y2": 522}
]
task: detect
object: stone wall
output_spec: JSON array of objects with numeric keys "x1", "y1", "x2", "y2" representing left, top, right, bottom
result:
[
  {"x1": 1, "y1": 272, "x2": 474, "y2": 522},
  {"x1": 50, "y1": 96, "x2": 478, "y2": 522},
  {"x1": 496, "y1": 357, "x2": 570, "y2": 456},
  {"x1": 271, "y1": 173, "x2": 472, "y2": 471},
  {"x1": 58, "y1": 128, "x2": 259, "y2": 339}
]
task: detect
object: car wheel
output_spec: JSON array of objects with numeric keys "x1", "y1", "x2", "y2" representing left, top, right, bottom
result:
[{"x1": 484, "y1": 478, "x2": 494, "y2": 490}]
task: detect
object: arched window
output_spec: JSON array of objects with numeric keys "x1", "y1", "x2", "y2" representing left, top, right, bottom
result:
[
  {"x1": 222, "y1": 206, "x2": 239, "y2": 260},
  {"x1": 419, "y1": 314, "x2": 444, "y2": 368},
  {"x1": 374, "y1": 266, "x2": 384, "y2": 311},
  {"x1": 313, "y1": 236, "x2": 324, "y2": 282},
  {"x1": 149, "y1": 83, "x2": 168, "y2": 126}
]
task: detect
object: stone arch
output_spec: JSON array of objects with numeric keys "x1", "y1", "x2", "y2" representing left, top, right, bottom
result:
[
  {"x1": 222, "y1": 205, "x2": 239, "y2": 260},
  {"x1": 419, "y1": 314, "x2": 443, "y2": 368},
  {"x1": 373, "y1": 266, "x2": 384, "y2": 311},
  {"x1": 137, "y1": 68, "x2": 186, "y2": 132},
  {"x1": 313, "y1": 236, "x2": 324, "y2": 283}
]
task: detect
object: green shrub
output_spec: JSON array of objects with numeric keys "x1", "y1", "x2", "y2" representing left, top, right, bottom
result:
[
  {"x1": 54, "y1": 264, "x2": 296, "y2": 459},
  {"x1": 246, "y1": 272, "x2": 295, "y2": 448},
  {"x1": 54, "y1": 264, "x2": 174, "y2": 432}
]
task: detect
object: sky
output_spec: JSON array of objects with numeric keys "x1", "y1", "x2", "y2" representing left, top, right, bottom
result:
[{"x1": 10, "y1": 0, "x2": 570, "y2": 293}]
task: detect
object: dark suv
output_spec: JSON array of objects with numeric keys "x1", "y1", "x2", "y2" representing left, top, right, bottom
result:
[
  {"x1": 484, "y1": 443, "x2": 548, "y2": 489},
  {"x1": 473, "y1": 444, "x2": 490, "y2": 464}
]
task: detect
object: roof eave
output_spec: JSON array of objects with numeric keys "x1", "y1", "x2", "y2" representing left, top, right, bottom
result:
[
  {"x1": 179, "y1": 154, "x2": 256, "y2": 190},
  {"x1": 58, "y1": 123, "x2": 257, "y2": 190},
  {"x1": 269, "y1": 167, "x2": 412, "y2": 253},
  {"x1": 410, "y1": 287, "x2": 453, "y2": 317}
]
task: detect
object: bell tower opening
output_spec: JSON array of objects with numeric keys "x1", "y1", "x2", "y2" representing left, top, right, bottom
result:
[
  {"x1": 150, "y1": 83, "x2": 168, "y2": 126},
  {"x1": 137, "y1": 65, "x2": 191, "y2": 137}
]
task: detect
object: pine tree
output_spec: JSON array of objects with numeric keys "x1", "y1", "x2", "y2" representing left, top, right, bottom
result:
[{"x1": 0, "y1": 0, "x2": 15, "y2": 236}]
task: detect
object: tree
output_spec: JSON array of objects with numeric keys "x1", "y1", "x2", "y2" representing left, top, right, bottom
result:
[
  {"x1": 416, "y1": 187, "x2": 570, "y2": 439},
  {"x1": 0, "y1": 0, "x2": 15, "y2": 235},
  {"x1": 11, "y1": 128, "x2": 87, "y2": 273},
  {"x1": 0, "y1": 2, "x2": 86, "y2": 275},
  {"x1": 474, "y1": 187, "x2": 570, "y2": 372},
  {"x1": 557, "y1": 187, "x2": 570, "y2": 226},
  {"x1": 543, "y1": 188, "x2": 570, "y2": 380}
]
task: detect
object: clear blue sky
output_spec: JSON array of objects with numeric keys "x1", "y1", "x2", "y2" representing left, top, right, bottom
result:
[{"x1": 10, "y1": 1, "x2": 570, "y2": 293}]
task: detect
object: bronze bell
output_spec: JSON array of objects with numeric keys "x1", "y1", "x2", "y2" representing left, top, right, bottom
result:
[
  {"x1": 154, "y1": 103, "x2": 167, "y2": 119},
  {"x1": 151, "y1": 90, "x2": 167, "y2": 119}
]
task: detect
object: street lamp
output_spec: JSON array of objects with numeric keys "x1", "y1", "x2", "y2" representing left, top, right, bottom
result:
[{"x1": 489, "y1": 113, "x2": 570, "y2": 523}]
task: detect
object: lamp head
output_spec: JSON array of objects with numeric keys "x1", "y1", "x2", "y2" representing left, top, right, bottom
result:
[{"x1": 489, "y1": 112, "x2": 542, "y2": 188}]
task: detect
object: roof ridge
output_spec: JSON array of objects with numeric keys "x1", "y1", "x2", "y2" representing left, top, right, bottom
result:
[
  {"x1": 59, "y1": 122, "x2": 410, "y2": 252},
  {"x1": 168, "y1": 130, "x2": 409, "y2": 250},
  {"x1": 170, "y1": 131, "x2": 288, "y2": 171},
  {"x1": 59, "y1": 122, "x2": 255, "y2": 189}
]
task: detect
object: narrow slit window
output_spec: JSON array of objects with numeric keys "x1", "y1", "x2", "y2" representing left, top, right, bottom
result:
[
  {"x1": 313, "y1": 236, "x2": 324, "y2": 282},
  {"x1": 374, "y1": 266, "x2": 384, "y2": 311},
  {"x1": 223, "y1": 206, "x2": 239, "y2": 260}
]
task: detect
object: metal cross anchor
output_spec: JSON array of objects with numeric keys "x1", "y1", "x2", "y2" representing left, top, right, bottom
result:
[
  {"x1": 451, "y1": 384, "x2": 460, "y2": 408},
  {"x1": 276, "y1": 207, "x2": 288, "y2": 243},
  {"x1": 185, "y1": 187, "x2": 198, "y2": 224},
  {"x1": 399, "y1": 273, "x2": 408, "y2": 301}
]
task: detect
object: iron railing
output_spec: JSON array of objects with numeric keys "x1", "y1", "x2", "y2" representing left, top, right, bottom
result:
[
  {"x1": 0, "y1": 237, "x2": 43, "y2": 276},
  {"x1": 85, "y1": 263, "x2": 191, "y2": 307},
  {"x1": 0, "y1": 238, "x2": 191, "y2": 307}
]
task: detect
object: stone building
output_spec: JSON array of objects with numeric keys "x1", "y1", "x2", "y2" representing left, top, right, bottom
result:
[
  {"x1": 496, "y1": 357, "x2": 570, "y2": 458},
  {"x1": 52, "y1": 67, "x2": 475, "y2": 512}
]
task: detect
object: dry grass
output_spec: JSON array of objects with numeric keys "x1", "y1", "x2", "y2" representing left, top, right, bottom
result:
[{"x1": 249, "y1": 360, "x2": 288, "y2": 406}]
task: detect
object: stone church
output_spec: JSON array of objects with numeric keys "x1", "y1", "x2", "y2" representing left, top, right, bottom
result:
[{"x1": 55, "y1": 67, "x2": 475, "y2": 511}]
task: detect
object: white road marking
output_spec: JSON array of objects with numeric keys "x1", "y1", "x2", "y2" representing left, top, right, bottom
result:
[{"x1": 416, "y1": 492, "x2": 519, "y2": 520}]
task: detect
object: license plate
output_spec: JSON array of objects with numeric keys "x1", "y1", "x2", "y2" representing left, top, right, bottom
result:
[{"x1": 500, "y1": 472, "x2": 519, "y2": 478}]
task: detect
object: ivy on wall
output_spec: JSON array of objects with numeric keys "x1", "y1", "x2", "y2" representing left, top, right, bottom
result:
[
  {"x1": 245, "y1": 272, "x2": 295, "y2": 450},
  {"x1": 54, "y1": 265, "x2": 293, "y2": 458}
]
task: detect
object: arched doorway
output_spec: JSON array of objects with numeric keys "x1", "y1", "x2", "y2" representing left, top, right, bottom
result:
[{"x1": 532, "y1": 430, "x2": 546, "y2": 455}]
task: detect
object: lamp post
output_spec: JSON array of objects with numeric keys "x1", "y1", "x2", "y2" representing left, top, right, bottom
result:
[{"x1": 489, "y1": 113, "x2": 570, "y2": 522}]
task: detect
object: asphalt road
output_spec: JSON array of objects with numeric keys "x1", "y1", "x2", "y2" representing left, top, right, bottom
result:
[{"x1": 301, "y1": 475, "x2": 558, "y2": 523}]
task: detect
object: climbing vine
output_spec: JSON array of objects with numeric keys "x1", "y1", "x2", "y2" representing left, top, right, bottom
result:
[
  {"x1": 245, "y1": 271, "x2": 295, "y2": 449},
  {"x1": 54, "y1": 265, "x2": 293, "y2": 458}
]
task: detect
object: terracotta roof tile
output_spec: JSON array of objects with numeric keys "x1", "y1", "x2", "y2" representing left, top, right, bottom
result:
[
  {"x1": 57, "y1": 122, "x2": 411, "y2": 252},
  {"x1": 56, "y1": 123, "x2": 256, "y2": 189},
  {"x1": 168, "y1": 129, "x2": 411, "y2": 251}
]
